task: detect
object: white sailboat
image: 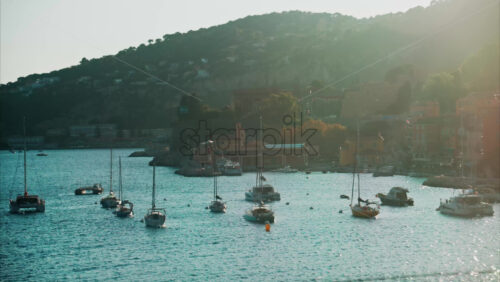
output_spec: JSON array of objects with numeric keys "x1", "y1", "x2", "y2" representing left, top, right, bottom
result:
[
  {"x1": 208, "y1": 141, "x2": 226, "y2": 213},
  {"x1": 245, "y1": 115, "x2": 280, "y2": 203},
  {"x1": 349, "y1": 123, "x2": 379, "y2": 219},
  {"x1": 144, "y1": 163, "x2": 166, "y2": 228},
  {"x1": 9, "y1": 117, "x2": 45, "y2": 213},
  {"x1": 100, "y1": 148, "x2": 120, "y2": 209},
  {"x1": 244, "y1": 115, "x2": 276, "y2": 223},
  {"x1": 115, "y1": 157, "x2": 134, "y2": 217}
]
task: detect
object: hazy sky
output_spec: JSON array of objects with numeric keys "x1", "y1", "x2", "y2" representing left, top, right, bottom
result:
[{"x1": 0, "y1": 0, "x2": 432, "y2": 84}]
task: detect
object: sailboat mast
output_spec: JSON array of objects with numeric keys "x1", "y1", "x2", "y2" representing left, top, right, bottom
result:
[
  {"x1": 110, "y1": 148, "x2": 113, "y2": 193},
  {"x1": 460, "y1": 111, "x2": 464, "y2": 178},
  {"x1": 152, "y1": 163, "x2": 156, "y2": 208},
  {"x1": 119, "y1": 156, "x2": 122, "y2": 201},
  {"x1": 356, "y1": 122, "x2": 361, "y2": 204},
  {"x1": 258, "y1": 115, "x2": 263, "y2": 187},
  {"x1": 23, "y1": 116, "x2": 27, "y2": 195},
  {"x1": 212, "y1": 142, "x2": 217, "y2": 200}
]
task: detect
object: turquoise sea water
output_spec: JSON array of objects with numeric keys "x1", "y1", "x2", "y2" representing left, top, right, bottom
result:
[{"x1": 0, "y1": 149, "x2": 499, "y2": 281}]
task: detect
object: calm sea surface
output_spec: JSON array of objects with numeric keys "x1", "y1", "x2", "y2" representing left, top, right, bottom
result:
[{"x1": 0, "y1": 149, "x2": 498, "y2": 281}]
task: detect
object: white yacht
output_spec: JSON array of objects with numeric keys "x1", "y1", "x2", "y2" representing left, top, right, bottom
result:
[
  {"x1": 243, "y1": 202, "x2": 275, "y2": 223},
  {"x1": 244, "y1": 115, "x2": 280, "y2": 203},
  {"x1": 438, "y1": 194, "x2": 493, "y2": 217},
  {"x1": 144, "y1": 164, "x2": 166, "y2": 228},
  {"x1": 100, "y1": 148, "x2": 120, "y2": 209},
  {"x1": 115, "y1": 157, "x2": 133, "y2": 218}
]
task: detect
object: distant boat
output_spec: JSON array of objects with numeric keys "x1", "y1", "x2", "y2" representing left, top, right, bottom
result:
[
  {"x1": 245, "y1": 115, "x2": 280, "y2": 203},
  {"x1": 208, "y1": 141, "x2": 226, "y2": 213},
  {"x1": 115, "y1": 157, "x2": 133, "y2": 217},
  {"x1": 222, "y1": 160, "x2": 242, "y2": 176},
  {"x1": 100, "y1": 148, "x2": 120, "y2": 209},
  {"x1": 9, "y1": 117, "x2": 45, "y2": 213},
  {"x1": 437, "y1": 114, "x2": 493, "y2": 217},
  {"x1": 36, "y1": 152, "x2": 48, "y2": 157},
  {"x1": 376, "y1": 187, "x2": 413, "y2": 206},
  {"x1": 243, "y1": 202, "x2": 275, "y2": 223},
  {"x1": 349, "y1": 123, "x2": 379, "y2": 219},
  {"x1": 437, "y1": 194, "x2": 493, "y2": 217},
  {"x1": 75, "y1": 183, "x2": 103, "y2": 195},
  {"x1": 272, "y1": 165, "x2": 298, "y2": 173},
  {"x1": 144, "y1": 163, "x2": 166, "y2": 228}
]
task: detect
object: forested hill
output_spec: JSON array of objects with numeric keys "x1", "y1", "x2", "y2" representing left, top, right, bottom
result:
[{"x1": 1, "y1": 0, "x2": 498, "y2": 136}]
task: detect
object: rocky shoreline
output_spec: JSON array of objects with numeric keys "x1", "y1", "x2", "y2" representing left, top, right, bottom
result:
[{"x1": 423, "y1": 176, "x2": 500, "y2": 191}]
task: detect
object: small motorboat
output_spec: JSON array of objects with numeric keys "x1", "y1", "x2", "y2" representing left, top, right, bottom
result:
[
  {"x1": 75, "y1": 184, "x2": 103, "y2": 195},
  {"x1": 376, "y1": 187, "x2": 414, "y2": 206},
  {"x1": 437, "y1": 194, "x2": 493, "y2": 217},
  {"x1": 243, "y1": 202, "x2": 275, "y2": 223},
  {"x1": 340, "y1": 194, "x2": 350, "y2": 199},
  {"x1": 36, "y1": 153, "x2": 48, "y2": 157}
]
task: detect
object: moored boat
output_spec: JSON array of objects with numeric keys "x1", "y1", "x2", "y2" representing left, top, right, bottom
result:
[
  {"x1": 75, "y1": 183, "x2": 103, "y2": 195},
  {"x1": 243, "y1": 202, "x2": 275, "y2": 223},
  {"x1": 437, "y1": 194, "x2": 493, "y2": 217},
  {"x1": 9, "y1": 117, "x2": 45, "y2": 214},
  {"x1": 115, "y1": 157, "x2": 134, "y2": 217},
  {"x1": 100, "y1": 148, "x2": 120, "y2": 209},
  {"x1": 348, "y1": 123, "x2": 379, "y2": 219},
  {"x1": 376, "y1": 187, "x2": 414, "y2": 206},
  {"x1": 144, "y1": 164, "x2": 166, "y2": 228}
]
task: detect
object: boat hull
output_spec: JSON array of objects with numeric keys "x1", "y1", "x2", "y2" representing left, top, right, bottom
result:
[
  {"x1": 100, "y1": 196, "x2": 120, "y2": 209},
  {"x1": 116, "y1": 208, "x2": 133, "y2": 218},
  {"x1": 144, "y1": 212, "x2": 166, "y2": 228},
  {"x1": 209, "y1": 201, "x2": 226, "y2": 213},
  {"x1": 243, "y1": 212, "x2": 274, "y2": 223},
  {"x1": 9, "y1": 196, "x2": 45, "y2": 213},
  {"x1": 378, "y1": 196, "x2": 414, "y2": 206},
  {"x1": 438, "y1": 204, "x2": 494, "y2": 217},
  {"x1": 75, "y1": 187, "x2": 103, "y2": 195},
  {"x1": 350, "y1": 204, "x2": 379, "y2": 218}
]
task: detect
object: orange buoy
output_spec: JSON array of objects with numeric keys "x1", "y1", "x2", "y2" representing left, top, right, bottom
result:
[{"x1": 265, "y1": 223, "x2": 271, "y2": 232}]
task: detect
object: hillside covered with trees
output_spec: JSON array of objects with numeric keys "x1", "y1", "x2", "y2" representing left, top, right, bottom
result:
[{"x1": 1, "y1": 0, "x2": 498, "y2": 138}]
